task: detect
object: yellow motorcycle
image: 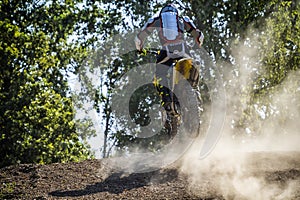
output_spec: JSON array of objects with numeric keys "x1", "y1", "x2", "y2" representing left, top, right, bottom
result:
[{"x1": 153, "y1": 53, "x2": 202, "y2": 140}]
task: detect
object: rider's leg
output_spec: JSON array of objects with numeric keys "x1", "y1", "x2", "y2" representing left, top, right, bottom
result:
[{"x1": 154, "y1": 50, "x2": 175, "y2": 112}]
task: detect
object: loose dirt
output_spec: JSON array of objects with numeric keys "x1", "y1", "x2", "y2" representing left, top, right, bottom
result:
[{"x1": 1, "y1": 152, "x2": 299, "y2": 199}]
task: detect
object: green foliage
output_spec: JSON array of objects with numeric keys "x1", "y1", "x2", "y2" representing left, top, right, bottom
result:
[
  {"x1": 237, "y1": 0, "x2": 300, "y2": 133},
  {"x1": 0, "y1": 182, "x2": 16, "y2": 199},
  {"x1": 255, "y1": 1, "x2": 299, "y2": 93},
  {"x1": 0, "y1": 0, "x2": 112, "y2": 167},
  {"x1": 181, "y1": 0, "x2": 274, "y2": 62}
]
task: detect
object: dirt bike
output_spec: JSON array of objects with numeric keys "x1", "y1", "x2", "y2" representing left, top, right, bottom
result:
[{"x1": 149, "y1": 49, "x2": 202, "y2": 141}]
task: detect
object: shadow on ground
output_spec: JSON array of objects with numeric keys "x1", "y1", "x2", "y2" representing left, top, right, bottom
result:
[{"x1": 49, "y1": 168, "x2": 179, "y2": 197}]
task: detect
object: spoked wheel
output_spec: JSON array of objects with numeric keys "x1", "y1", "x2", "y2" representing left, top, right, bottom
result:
[
  {"x1": 162, "y1": 90, "x2": 201, "y2": 141},
  {"x1": 176, "y1": 83, "x2": 202, "y2": 139},
  {"x1": 182, "y1": 106, "x2": 201, "y2": 138}
]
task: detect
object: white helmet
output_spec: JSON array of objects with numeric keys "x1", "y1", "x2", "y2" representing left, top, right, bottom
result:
[{"x1": 160, "y1": 3, "x2": 178, "y2": 15}]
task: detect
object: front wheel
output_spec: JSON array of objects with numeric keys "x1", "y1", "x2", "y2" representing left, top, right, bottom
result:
[{"x1": 178, "y1": 83, "x2": 202, "y2": 138}]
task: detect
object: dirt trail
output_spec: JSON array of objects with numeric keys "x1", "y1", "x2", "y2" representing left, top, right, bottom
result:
[{"x1": 1, "y1": 151, "x2": 300, "y2": 199}]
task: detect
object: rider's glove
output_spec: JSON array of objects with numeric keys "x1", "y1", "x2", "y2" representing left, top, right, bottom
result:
[
  {"x1": 136, "y1": 48, "x2": 146, "y2": 55},
  {"x1": 135, "y1": 35, "x2": 143, "y2": 51}
]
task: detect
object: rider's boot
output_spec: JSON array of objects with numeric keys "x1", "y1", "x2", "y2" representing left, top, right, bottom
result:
[{"x1": 155, "y1": 84, "x2": 181, "y2": 139}]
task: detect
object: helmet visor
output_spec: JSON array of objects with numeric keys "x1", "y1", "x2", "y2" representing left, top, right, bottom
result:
[{"x1": 161, "y1": 6, "x2": 177, "y2": 14}]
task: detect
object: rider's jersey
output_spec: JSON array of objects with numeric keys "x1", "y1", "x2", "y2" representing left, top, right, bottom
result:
[{"x1": 136, "y1": 14, "x2": 204, "y2": 47}]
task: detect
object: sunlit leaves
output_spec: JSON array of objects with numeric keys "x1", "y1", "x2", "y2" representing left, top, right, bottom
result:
[{"x1": 0, "y1": 0, "x2": 105, "y2": 167}]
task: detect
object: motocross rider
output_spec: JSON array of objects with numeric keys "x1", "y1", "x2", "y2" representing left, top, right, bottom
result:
[{"x1": 135, "y1": 3, "x2": 204, "y2": 115}]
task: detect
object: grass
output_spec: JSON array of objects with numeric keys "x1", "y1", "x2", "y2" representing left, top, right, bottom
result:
[{"x1": 0, "y1": 182, "x2": 16, "y2": 199}]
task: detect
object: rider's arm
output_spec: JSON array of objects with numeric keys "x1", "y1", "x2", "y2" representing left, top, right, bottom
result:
[
  {"x1": 135, "y1": 17, "x2": 160, "y2": 51},
  {"x1": 182, "y1": 16, "x2": 204, "y2": 47}
]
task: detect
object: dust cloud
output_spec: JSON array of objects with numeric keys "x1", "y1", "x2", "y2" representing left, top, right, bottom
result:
[
  {"x1": 180, "y1": 132, "x2": 300, "y2": 199},
  {"x1": 179, "y1": 27, "x2": 300, "y2": 199}
]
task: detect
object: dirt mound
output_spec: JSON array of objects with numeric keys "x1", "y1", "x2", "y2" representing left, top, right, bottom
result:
[{"x1": 1, "y1": 152, "x2": 300, "y2": 199}]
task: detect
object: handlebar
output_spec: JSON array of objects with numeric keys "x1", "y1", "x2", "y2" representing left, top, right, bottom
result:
[{"x1": 136, "y1": 49, "x2": 159, "y2": 56}]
